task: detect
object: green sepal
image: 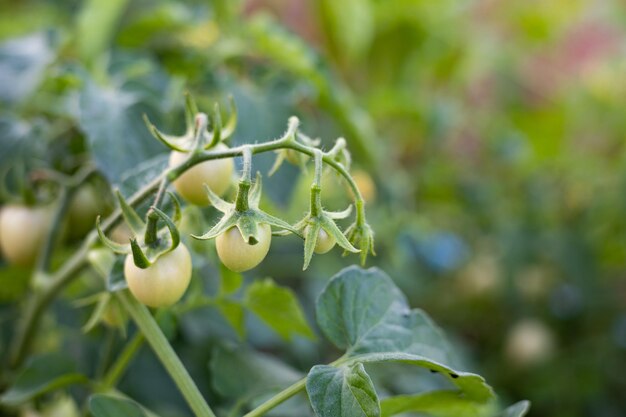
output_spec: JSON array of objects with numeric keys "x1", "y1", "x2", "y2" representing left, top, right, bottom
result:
[
  {"x1": 320, "y1": 215, "x2": 359, "y2": 253},
  {"x1": 326, "y1": 205, "x2": 352, "y2": 219},
  {"x1": 81, "y1": 293, "x2": 111, "y2": 333},
  {"x1": 167, "y1": 192, "x2": 182, "y2": 225},
  {"x1": 150, "y1": 206, "x2": 180, "y2": 253},
  {"x1": 236, "y1": 215, "x2": 260, "y2": 245},
  {"x1": 115, "y1": 190, "x2": 146, "y2": 236},
  {"x1": 143, "y1": 114, "x2": 189, "y2": 152},
  {"x1": 191, "y1": 211, "x2": 238, "y2": 240},
  {"x1": 130, "y1": 239, "x2": 152, "y2": 269},
  {"x1": 268, "y1": 151, "x2": 286, "y2": 177},
  {"x1": 205, "y1": 103, "x2": 222, "y2": 149},
  {"x1": 302, "y1": 220, "x2": 321, "y2": 270},
  {"x1": 221, "y1": 95, "x2": 238, "y2": 140},
  {"x1": 344, "y1": 221, "x2": 376, "y2": 265},
  {"x1": 249, "y1": 172, "x2": 262, "y2": 208},
  {"x1": 203, "y1": 183, "x2": 232, "y2": 213},
  {"x1": 255, "y1": 210, "x2": 301, "y2": 237},
  {"x1": 184, "y1": 92, "x2": 199, "y2": 131},
  {"x1": 96, "y1": 216, "x2": 130, "y2": 254}
]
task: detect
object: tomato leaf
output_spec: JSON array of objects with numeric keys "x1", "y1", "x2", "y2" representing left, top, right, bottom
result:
[
  {"x1": 315, "y1": 266, "x2": 495, "y2": 402},
  {"x1": 209, "y1": 343, "x2": 302, "y2": 401},
  {"x1": 89, "y1": 394, "x2": 149, "y2": 417},
  {"x1": 0, "y1": 353, "x2": 88, "y2": 406},
  {"x1": 380, "y1": 390, "x2": 496, "y2": 417},
  {"x1": 243, "y1": 278, "x2": 315, "y2": 341},
  {"x1": 306, "y1": 363, "x2": 380, "y2": 417}
]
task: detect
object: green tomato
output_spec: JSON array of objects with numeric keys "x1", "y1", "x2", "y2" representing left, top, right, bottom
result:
[
  {"x1": 216, "y1": 223, "x2": 271, "y2": 272},
  {"x1": 0, "y1": 204, "x2": 52, "y2": 266},
  {"x1": 124, "y1": 244, "x2": 192, "y2": 307},
  {"x1": 67, "y1": 186, "x2": 102, "y2": 239},
  {"x1": 306, "y1": 226, "x2": 336, "y2": 254},
  {"x1": 169, "y1": 143, "x2": 234, "y2": 206}
]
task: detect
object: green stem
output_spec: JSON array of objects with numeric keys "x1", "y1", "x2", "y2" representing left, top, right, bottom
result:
[
  {"x1": 101, "y1": 332, "x2": 144, "y2": 389},
  {"x1": 117, "y1": 291, "x2": 216, "y2": 417},
  {"x1": 243, "y1": 378, "x2": 306, "y2": 417},
  {"x1": 243, "y1": 356, "x2": 348, "y2": 417}
]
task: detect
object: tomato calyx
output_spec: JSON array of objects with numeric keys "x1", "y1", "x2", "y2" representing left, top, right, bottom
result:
[
  {"x1": 96, "y1": 190, "x2": 182, "y2": 269},
  {"x1": 144, "y1": 93, "x2": 237, "y2": 153},
  {"x1": 293, "y1": 181, "x2": 359, "y2": 270},
  {"x1": 192, "y1": 172, "x2": 299, "y2": 245}
]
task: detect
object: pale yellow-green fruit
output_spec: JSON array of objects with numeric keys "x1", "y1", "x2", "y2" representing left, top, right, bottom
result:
[
  {"x1": 124, "y1": 244, "x2": 192, "y2": 307},
  {"x1": 169, "y1": 143, "x2": 234, "y2": 206},
  {"x1": 216, "y1": 224, "x2": 272, "y2": 272},
  {"x1": 306, "y1": 226, "x2": 336, "y2": 254},
  {"x1": 0, "y1": 204, "x2": 52, "y2": 266}
]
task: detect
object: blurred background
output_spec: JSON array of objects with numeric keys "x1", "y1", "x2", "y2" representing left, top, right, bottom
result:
[{"x1": 1, "y1": 0, "x2": 626, "y2": 416}]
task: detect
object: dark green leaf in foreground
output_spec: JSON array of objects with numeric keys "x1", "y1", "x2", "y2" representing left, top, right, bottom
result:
[
  {"x1": 89, "y1": 394, "x2": 148, "y2": 417},
  {"x1": 0, "y1": 353, "x2": 87, "y2": 406},
  {"x1": 307, "y1": 363, "x2": 380, "y2": 417},
  {"x1": 314, "y1": 266, "x2": 495, "y2": 403},
  {"x1": 243, "y1": 278, "x2": 315, "y2": 341}
]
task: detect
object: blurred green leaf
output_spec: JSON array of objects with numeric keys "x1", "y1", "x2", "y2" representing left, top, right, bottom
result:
[
  {"x1": 500, "y1": 401, "x2": 531, "y2": 417},
  {"x1": 0, "y1": 353, "x2": 87, "y2": 406},
  {"x1": 243, "y1": 278, "x2": 315, "y2": 341},
  {"x1": 307, "y1": 363, "x2": 379, "y2": 417},
  {"x1": 319, "y1": 0, "x2": 374, "y2": 62},
  {"x1": 209, "y1": 343, "x2": 302, "y2": 401},
  {"x1": 0, "y1": 32, "x2": 55, "y2": 104},
  {"x1": 89, "y1": 394, "x2": 149, "y2": 417},
  {"x1": 76, "y1": 0, "x2": 129, "y2": 64},
  {"x1": 215, "y1": 299, "x2": 245, "y2": 339}
]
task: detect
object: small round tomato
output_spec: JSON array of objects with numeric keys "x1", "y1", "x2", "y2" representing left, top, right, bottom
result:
[
  {"x1": 0, "y1": 204, "x2": 52, "y2": 266},
  {"x1": 349, "y1": 170, "x2": 376, "y2": 203},
  {"x1": 67, "y1": 185, "x2": 103, "y2": 239},
  {"x1": 169, "y1": 143, "x2": 234, "y2": 206},
  {"x1": 216, "y1": 223, "x2": 271, "y2": 272},
  {"x1": 306, "y1": 226, "x2": 336, "y2": 254},
  {"x1": 124, "y1": 244, "x2": 192, "y2": 307}
]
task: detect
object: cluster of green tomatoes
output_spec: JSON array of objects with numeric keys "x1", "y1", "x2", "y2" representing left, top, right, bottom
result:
[{"x1": 93, "y1": 97, "x2": 374, "y2": 309}]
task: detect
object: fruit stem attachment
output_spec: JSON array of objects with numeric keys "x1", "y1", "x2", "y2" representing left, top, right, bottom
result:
[
  {"x1": 234, "y1": 146, "x2": 253, "y2": 212},
  {"x1": 117, "y1": 291, "x2": 216, "y2": 417}
]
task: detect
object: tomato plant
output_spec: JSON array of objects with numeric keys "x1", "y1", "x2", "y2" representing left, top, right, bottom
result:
[{"x1": 5, "y1": 1, "x2": 624, "y2": 417}]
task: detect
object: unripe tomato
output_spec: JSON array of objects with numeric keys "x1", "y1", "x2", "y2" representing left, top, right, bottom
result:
[
  {"x1": 0, "y1": 204, "x2": 52, "y2": 266},
  {"x1": 306, "y1": 226, "x2": 336, "y2": 254},
  {"x1": 349, "y1": 170, "x2": 376, "y2": 203},
  {"x1": 67, "y1": 186, "x2": 102, "y2": 239},
  {"x1": 169, "y1": 143, "x2": 234, "y2": 206},
  {"x1": 124, "y1": 244, "x2": 192, "y2": 307},
  {"x1": 216, "y1": 224, "x2": 271, "y2": 272}
]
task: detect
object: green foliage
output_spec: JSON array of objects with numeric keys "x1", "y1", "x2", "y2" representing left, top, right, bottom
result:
[
  {"x1": 89, "y1": 394, "x2": 150, "y2": 417},
  {"x1": 243, "y1": 278, "x2": 315, "y2": 341},
  {"x1": 0, "y1": 353, "x2": 87, "y2": 406}
]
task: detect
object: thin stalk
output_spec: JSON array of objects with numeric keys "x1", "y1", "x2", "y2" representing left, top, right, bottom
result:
[
  {"x1": 117, "y1": 291, "x2": 216, "y2": 417},
  {"x1": 101, "y1": 332, "x2": 144, "y2": 389},
  {"x1": 243, "y1": 356, "x2": 348, "y2": 417}
]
